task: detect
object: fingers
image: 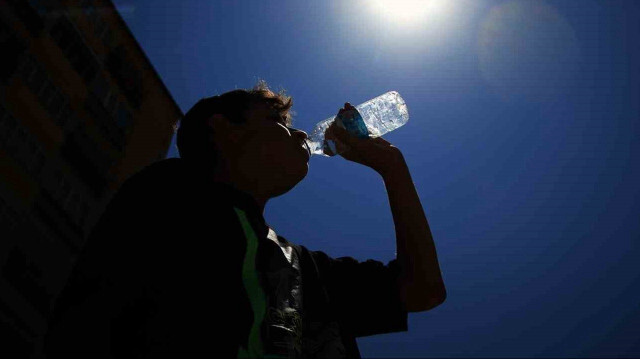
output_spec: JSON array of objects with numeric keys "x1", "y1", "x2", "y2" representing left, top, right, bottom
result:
[
  {"x1": 328, "y1": 119, "x2": 357, "y2": 142},
  {"x1": 338, "y1": 102, "x2": 353, "y2": 114},
  {"x1": 332, "y1": 124, "x2": 361, "y2": 150},
  {"x1": 372, "y1": 136, "x2": 390, "y2": 145},
  {"x1": 325, "y1": 120, "x2": 338, "y2": 138},
  {"x1": 322, "y1": 131, "x2": 351, "y2": 156}
]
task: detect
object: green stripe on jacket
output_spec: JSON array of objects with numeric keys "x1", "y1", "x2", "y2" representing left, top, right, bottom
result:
[{"x1": 234, "y1": 208, "x2": 266, "y2": 358}]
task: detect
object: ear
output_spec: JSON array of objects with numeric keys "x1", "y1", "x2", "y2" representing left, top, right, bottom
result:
[
  {"x1": 206, "y1": 114, "x2": 228, "y2": 130},
  {"x1": 206, "y1": 114, "x2": 243, "y2": 145}
]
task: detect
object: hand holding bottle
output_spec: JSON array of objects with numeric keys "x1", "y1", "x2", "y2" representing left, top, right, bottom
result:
[
  {"x1": 305, "y1": 91, "x2": 409, "y2": 159},
  {"x1": 325, "y1": 103, "x2": 404, "y2": 176}
]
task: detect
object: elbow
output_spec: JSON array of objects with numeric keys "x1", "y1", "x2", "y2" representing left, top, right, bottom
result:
[
  {"x1": 404, "y1": 286, "x2": 446, "y2": 313},
  {"x1": 427, "y1": 288, "x2": 447, "y2": 310}
]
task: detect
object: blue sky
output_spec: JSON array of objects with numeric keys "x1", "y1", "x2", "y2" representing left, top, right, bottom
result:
[{"x1": 113, "y1": 0, "x2": 639, "y2": 356}]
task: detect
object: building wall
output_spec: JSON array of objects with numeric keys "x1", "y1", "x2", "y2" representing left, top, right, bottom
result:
[{"x1": 0, "y1": 0, "x2": 182, "y2": 355}]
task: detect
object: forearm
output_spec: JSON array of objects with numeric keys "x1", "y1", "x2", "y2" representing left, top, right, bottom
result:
[{"x1": 380, "y1": 155, "x2": 446, "y2": 312}]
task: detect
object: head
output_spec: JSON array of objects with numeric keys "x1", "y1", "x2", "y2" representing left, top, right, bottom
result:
[{"x1": 176, "y1": 80, "x2": 310, "y2": 204}]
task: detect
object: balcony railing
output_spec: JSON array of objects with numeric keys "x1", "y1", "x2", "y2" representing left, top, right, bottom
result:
[
  {"x1": 0, "y1": 18, "x2": 27, "y2": 83},
  {"x1": 85, "y1": 92, "x2": 126, "y2": 151},
  {"x1": 59, "y1": 127, "x2": 111, "y2": 199},
  {"x1": 6, "y1": 0, "x2": 45, "y2": 35},
  {"x1": 1, "y1": 247, "x2": 52, "y2": 318},
  {"x1": 106, "y1": 46, "x2": 143, "y2": 109},
  {"x1": 49, "y1": 15, "x2": 100, "y2": 84},
  {"x1": 17, "y1": 54, "x2": 77, "y2": 131}
]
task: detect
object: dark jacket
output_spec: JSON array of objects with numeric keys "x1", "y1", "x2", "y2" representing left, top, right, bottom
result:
[{"x1": 44, "y1": 158, "x2": 407, "y2": 358}]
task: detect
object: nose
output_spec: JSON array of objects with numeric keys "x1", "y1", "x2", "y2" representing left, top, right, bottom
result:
[{"x1": 290, "y1": 128, "x2": 310, "y2": 155}]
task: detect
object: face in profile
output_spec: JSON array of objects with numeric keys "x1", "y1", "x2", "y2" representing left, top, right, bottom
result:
[{"x1": 229, "y1": 101, "x2": 310, "y2": 198}]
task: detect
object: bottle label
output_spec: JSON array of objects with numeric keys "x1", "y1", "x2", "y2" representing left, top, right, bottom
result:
[{"x1": 336, "y1": 108, "x2": 370, "y2": 139}]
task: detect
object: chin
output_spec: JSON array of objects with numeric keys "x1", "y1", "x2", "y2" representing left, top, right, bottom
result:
[{"x1": 270, "y1": 167, "x2": 308, "y2": 198}]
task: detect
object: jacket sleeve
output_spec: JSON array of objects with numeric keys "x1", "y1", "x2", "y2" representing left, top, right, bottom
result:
[{"x1": 308, "y1": 250, "x2": 409, "y2": 338}]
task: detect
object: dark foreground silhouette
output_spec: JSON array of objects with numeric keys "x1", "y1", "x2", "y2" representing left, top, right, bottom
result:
[{"x1": 43, "y1": 158, "x2": 408, "y2": 358}]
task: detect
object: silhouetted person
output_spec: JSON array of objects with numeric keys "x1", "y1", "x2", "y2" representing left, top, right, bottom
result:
[{"x1": 43, "y1": 81, "x2": 446, "y2": 358}]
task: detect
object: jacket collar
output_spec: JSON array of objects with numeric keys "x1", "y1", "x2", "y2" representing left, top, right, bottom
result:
[
  {"x1": 177, "y1": 158, "x2": 266, "y2": 226},
  {"x1": 210, "y1": 181, "x2": 264, "y2": 222}
]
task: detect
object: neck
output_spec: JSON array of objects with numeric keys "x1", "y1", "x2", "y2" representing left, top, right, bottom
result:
[{"x1": 211, "y1": 169, "x2": 267, "y2": 216}]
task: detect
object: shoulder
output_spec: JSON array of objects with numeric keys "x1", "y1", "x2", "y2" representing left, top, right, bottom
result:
[
  {"x1": 111, "y1": 158, "x2": 204, "y2": 206},
  {"x1": 120, "y1": 158, "x2": 186, "y2": 191},
  {"x1": 137, "y1": 157, "x2": 186, "y2": 177},
  {"x1": 92, "y1": 158, "x2": 199, "y2": 237}
]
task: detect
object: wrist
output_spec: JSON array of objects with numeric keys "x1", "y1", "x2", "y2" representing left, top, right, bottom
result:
[{"x1": 377, "y1": 150, "x2": 408, "y2": 180}]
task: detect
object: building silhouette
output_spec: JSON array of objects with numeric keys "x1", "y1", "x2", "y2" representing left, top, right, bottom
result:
[{"x1": 0, "y1": 0, "x2": 182, "y2": 355}]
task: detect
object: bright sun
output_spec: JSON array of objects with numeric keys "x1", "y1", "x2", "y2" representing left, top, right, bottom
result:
[{"x1": 370, "y1": 0, "x2": 451, "y2": 27}]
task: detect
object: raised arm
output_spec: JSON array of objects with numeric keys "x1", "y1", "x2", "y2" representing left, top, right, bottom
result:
[
  {"x1": 325, "y1": 109, "x2": 446, "y2": 312},
  {"x1": 379, "y1": 153, "x2": 446, "y2": 312}
]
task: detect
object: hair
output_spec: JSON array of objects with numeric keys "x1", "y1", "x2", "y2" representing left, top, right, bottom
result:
[{"x1": 176, "y1": 80, "x2": 294, "y2": 169}]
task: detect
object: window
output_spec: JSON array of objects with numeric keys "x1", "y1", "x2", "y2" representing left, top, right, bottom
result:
[
  {"x1": 56, "y1": 103, "x2": 79, "y2": 130},
  {"x1": 0, "y1": 196, "x2": 21, "y2": 232},
  {"x1": 6, "y1": 0, "x2": 44, "y2": 35},
  {"x1": 17, "y1": 55, "x2": 72, "y2": 130},
  {"x1": 2, "y1": 247, "x2": 51, "y2": 316},
  {"x1": 3, "y1": 125, "x2": 45, "y2": 178},
  {"x1": 38, "y1": 164, "x2": 94, "y2": 233},
  {"x1": 59, "y1": 130, "x2": 109, "y2": 198},
  {"x1": 77, "y1": 201, "x2": 90, "y2": 227},
  {"x1": 1, "y1": 122, "x2": 47, "y2": 178},
  {"x1": 17, "y1": 55, "x2": 35, "y2": 81},
  {"x1": 116, "y1": 101, "x2": 132, "y2": 129},
  {"x1": 27, "y1": 0, "x2": 48, "y2": 17},
  {"x1": 37, "y1": 81, "x2": 56, "y2": 110},
  {"x1": 0, "y1": 104, "x2": 19, "y2": 144},
  {"x1": 10, "y1": 127, "x2": 28, "y2": 153},
  {"x1": 106, "y1": 46, "x2": 143, "y2": 108},
  {"x1": 81, "y1": 0, "x2": 114, "y2": 49},
  {"x1": 32, "y1": 152, "x2": 45, "y2": 176},
  {"x1": 0, "y1": 18, "x2": 26, "y2": 82},
  {"x1": 49, "y1": 16, "x2": 100, "y2": 84},
  {"x1": 59, "y1": 178, "x2": 72, "y2": 206},
  {"x1": 81, "y1": 0, "x2": 92, "y2": 12},
  {"x1": 93, "y1": 16, "x2": 108, "y2": 40},
  {"x1": 66, "y1": 191, "x2": 81, "y2": 220},
  {"x1": 104, "y1": 90, "x2": 118, "y2": 115},
  {"x1": 47, "y1": 91, "x2": 65, "y2": 120},
  {"x1": 85, "y1": 93, "x2": 125, "y2": 151},
  {"x1": 24, "y1": 62, "x2": 46, "y2": 95},
  {"x1": 91, "y1": 75, "x2": 118, "y2": 114}
]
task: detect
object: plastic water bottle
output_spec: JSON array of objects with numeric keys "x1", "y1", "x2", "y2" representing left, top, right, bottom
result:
[{"x1": 305, "y1": 91, "x2": 409, "y2": 157}]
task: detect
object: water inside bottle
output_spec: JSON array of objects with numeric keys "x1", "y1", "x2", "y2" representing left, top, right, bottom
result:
[{"x1": 306, "y1": 91, "x2": 409, "y2": 157}]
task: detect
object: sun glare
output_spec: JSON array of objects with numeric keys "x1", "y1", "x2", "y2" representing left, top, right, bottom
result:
[{"x1": 370, "y1": 0, "x2": 451, "y2": 27}]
